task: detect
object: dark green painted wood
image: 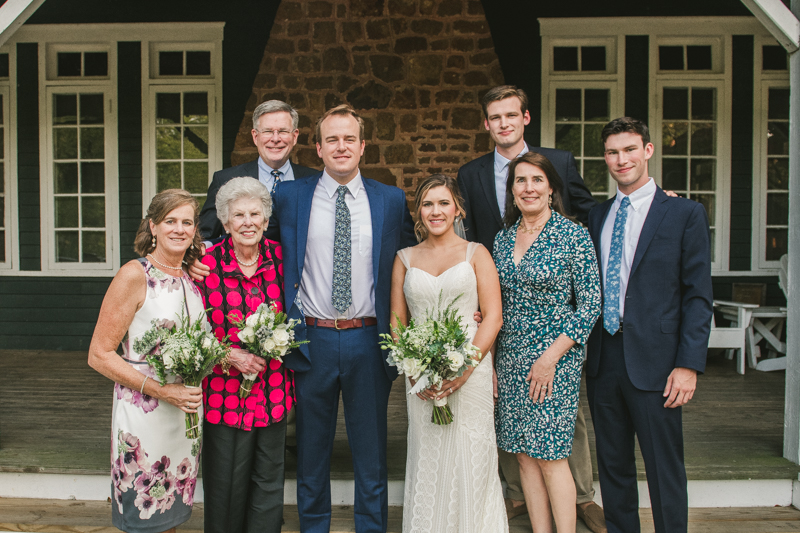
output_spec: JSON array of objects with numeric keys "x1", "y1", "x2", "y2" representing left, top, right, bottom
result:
[
  {"x1": 712, "y1": 276, "x2": 786, "y2": 307},
  {"x1": 625, "y1": 35, "x2": 649, "y2": 122},
  {"x1": 117, "y1": 42, "x2": 142, "y2": 264},
  {"x1": 730, "y1": 36, "x2": 755, "y2": 271},
  {"x1": 16, "y1": 43, "x2": 39, "y2": 271}
]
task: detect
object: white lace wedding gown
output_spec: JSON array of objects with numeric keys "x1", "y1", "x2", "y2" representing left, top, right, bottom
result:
[{"x1": 398, "y1": 242, "x2": 508, "y2": 533}]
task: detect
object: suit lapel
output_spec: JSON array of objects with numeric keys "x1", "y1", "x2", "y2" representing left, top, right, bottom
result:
[
  {"x1": 245, "y1": 159, "x2": 260, "y2": 179},
  {"x1": 629, "y1": 188, "x2": 669, "y2": 280},
  {"x1": 364, "y1": 179, "x2": 384, "y2": 287},
  {"x1": 478, "y1": 153, "x2": 503, "y2": 228},
  {"x1": 296, "y1": 175, "x2": 320, "y2": 280}
]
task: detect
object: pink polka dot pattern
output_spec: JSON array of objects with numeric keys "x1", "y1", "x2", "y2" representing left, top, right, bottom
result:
[{"x1": 195, "y1": 236, "x2": 295, "y2": 432}]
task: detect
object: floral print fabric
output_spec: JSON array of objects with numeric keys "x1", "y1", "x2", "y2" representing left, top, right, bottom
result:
[
  {"x1": 196, "y1": 236, "x2": 295, "y2": 431},
  {"x1": 493, "y1": 212, "x2": 601, "y2": 460}
]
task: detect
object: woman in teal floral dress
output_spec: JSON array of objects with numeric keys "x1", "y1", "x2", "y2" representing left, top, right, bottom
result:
[{"x1": 493, "y1": 152, "x2": 601, "y2": 533}]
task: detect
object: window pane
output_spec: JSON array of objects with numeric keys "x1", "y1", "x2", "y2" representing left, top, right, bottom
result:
[
  {"x1": 690, "y1": 159, "x2": 716, "y2": 191},
  {"x1": 555, "y1": 123, "x2": 580, "y2": 154},
  {"x1": 710, "y1": 229, "x2": 716, "y2": 263},
  {"x1": 767, "y1": 122, "x2": 790, "y2": 155},
  {"x1": 0, "y1": 128, "x2": 5, "y2": 159},
  {"x1": 183, "y1": 93, "x2": 209, "y2": 124},
  {"x1": 690, "y1": 123, "x2": 715, "y2": 155},
  {"x1": 156, "y1": 127, "x2": 182, "y2": 159},
  {"x1": 662, "y1": 122, "x2": 688, "y2": 155},
  {"x1": 659, "y1": 46, "x2": 684, "y2": 70},
  {"x1": 183, "y1": 127, "x2": 209, "y2": 159},
  {"x1": 691, "y1": 89, "x2": 715, "y2": 120},
  {"x1": 156, "y1": 93, "x2": 181, "y2": 124},
  {"x1": 687, "y1": 46, "x2": 712, "y2": 70},
  {"x1": 763, "y1": 45, "x2": 788, "y2": 71},
  {"x1": 184, "y1": 162, "x2": 208, "y2": 193},
  {"x1": 159, "y1": 51, "x2": 183, "y2": 76},
  {"x1": 0, "y1": 231, "x2": 5, "y2": 262},
  {"x1": 766, "y1": 228, "x2": 788, "y2": 261},
  {"x1": 186, "y1": 51, "x2": 211, "y2": 76},
  {"x1": 84, "y1": 52, "x2": 108, "y2": 77},
  {"x1": 767, "y1": 158, "x2": 789, "y2": 189},
  {"x1": 553, "y1": 47, "x2": 578, "y2": 71},
  {"x1": 581, "y1": 46, "x2": 606, "y2": 71},
  {"x1": 82, "y1": 231, "x2": 106, "y2": 262},
  {"x1": 194, "y1": 195, "x2": 207, "y2": 208},
  {"x1": 80, "y1": 127, "x2": 105, "y2": 159},
  {"x1": 0, "y1": 54, "x2": 8, "y2": 78},
  {"x1": 54, "y1": 129, "x2": 78, "y2": 159},
  {"x1": 584, "y1": 124, "x2": 604, "y2": 157},
  {"x1": 584, "y1": 89, "x2": 609, "y2": 121},
  {"x1": 55, "y1": 231, "x2": 79, "y2": 262},
  {"x1": 663, "y1": 88, "x2": 688, "y2": 120},
  {"x1": 768, "y1": 88, "x2": 790, "y2": 119},
  {"x1": 766, "y1": 192, "x2": 789, "y2": 225},
  {"x1": 693, "y1": 194, "x2": 715, "y2": 222},
  {"x1": 583, "y1": 160, "x2": 608, "y2": 193},
  {"x1": 57, "y1": 52, "x2": 81, "y2": 77},
  {"x1": 81, "y1": 162, "x2": 105, "y2": 193},
  {"x1": 555, "y1": 89, "x2": 581, "y2": 121},
  {"x1": 55, "y1": 163, "x2": 78, "y2": 193},
  {"x1": 662, "y1": 159, "x2": 687, "y2": 191},
  {"x1": 55, "y1": 197, "x2": 78, "y2": 228},
  {"x1": 157, "y1": 162, "x2": 181, "y2": 191},
  {"x1": 0, "y1": 163, "x2": 4, "y2": 193},
  {"x1": 54, "y1": 94, "x2": 78, "y2": 125},
  {"x1": 80, "y1": 94, "x2": 104, "y2": 125},
  {"x1": 81, "y1": 197, "x2": 105, "y2": 227}
]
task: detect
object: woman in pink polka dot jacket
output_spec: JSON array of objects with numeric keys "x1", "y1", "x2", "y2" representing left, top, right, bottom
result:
[{"x1": 194, "y1": 177, "x2": 293, "y2": 533}]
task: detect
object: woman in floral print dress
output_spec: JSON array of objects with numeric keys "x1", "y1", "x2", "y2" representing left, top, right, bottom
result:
[
  {"x1": 89, "y1": 189, "x2": 206, "y2": 533},
  {"x1": 493, "y1": 152, "x2": 601, "y2": 533}
]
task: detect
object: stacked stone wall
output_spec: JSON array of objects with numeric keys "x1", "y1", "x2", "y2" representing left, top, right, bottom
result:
[{"x1": 233, "y1": 0, "x2": 503, "y2": 197}]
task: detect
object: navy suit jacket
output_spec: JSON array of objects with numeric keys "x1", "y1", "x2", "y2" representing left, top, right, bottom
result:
[
  {"x1": 199, "y1": 158, "x2": 317, "y2": 240},
  {"x1": 457, "y1": 144, "x2": 596, "y2": 251},
  {"x1": 585, "y1": 187, "x2": 714, "y2": 391},
  {"x1": 270, "y1": 172, "x2": 416, "y2": 380}
]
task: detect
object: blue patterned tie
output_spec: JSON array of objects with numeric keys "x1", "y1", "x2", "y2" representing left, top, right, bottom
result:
[
  {"x1": 604, "y1": 196, "x2": 631, "y2": 335},
  {"x1": 332, "y1": 185, "x2": 352, "y2": 314},
  {"x1": 270, "y1": 169, "x2": 281, "y2": 196}
]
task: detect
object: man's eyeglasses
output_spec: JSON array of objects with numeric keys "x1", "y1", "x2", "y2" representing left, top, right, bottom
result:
[{"x1": 255, "y1": 129, "x2": 295, "y2": 138}]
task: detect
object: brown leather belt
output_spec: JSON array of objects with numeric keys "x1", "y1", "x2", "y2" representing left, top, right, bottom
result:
[{"x1": 305, "y1": 316, "x2": 378, "y2": 330}]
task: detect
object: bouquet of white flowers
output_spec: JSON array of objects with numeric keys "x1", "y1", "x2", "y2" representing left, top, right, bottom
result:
[
  {"x1": 229, "y1": 302, "x2": 308, "y2": 398},
  {"x1": 133, "y1": 309, "x2": 229, "y2": 439},
  {"x1": 379, "y1": 294, "x2": 481, "y2": 425}
]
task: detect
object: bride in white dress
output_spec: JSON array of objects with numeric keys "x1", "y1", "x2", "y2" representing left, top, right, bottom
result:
[{"x1": 389, "y1": 174, "x2": 508, "y2": 533}]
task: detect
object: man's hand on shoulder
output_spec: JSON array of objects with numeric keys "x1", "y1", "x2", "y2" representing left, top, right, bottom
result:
[
  {"x1": 188, "y1": 244, "x2": 210, "y2": 282},
  {"x1": 663, "y1": 367, "x2": 697, "y2": 408},
  {"x1": 664, "y1": 190, "x2": 679, "y2": 198}
]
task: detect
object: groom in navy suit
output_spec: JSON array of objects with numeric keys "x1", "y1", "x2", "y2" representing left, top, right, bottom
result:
[
  {"x1": 586, "y1": 117, "x2": 712, "y2": 533},
  {"x1": 272, "y1": 104, "x2": 415, "y2": 532}
]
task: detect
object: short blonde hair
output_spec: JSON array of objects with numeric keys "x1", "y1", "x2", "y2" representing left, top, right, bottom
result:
[
  {"x1": 413, "y1": 174, "x2": 467, "y2": 242},
  {"x1": 315, "y1": 104, "x2": 365, "y2": 144}
]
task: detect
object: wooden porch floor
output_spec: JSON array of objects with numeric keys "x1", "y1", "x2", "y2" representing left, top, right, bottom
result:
[{"x1": 0, "y1": 349, "x2": 797, "y2": 481}]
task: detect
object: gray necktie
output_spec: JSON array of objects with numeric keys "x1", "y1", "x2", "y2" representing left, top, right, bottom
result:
[{"x1": 332, "y1": 185, "x2": 352, "y2": 314}]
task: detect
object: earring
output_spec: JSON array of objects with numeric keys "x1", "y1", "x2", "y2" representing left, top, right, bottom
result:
[
  {"x1": 151, "y1": 235, "x2": 156, "y2": 247},
  {"x1": 513, "y1": 200, "x2": 517, "y2": 208},
  {"x1": 190, "y1": 242, "x2": 195, "y2": 250},
  {"x1": 548, "y1": 195, "x2": 553, "y2": 207}
]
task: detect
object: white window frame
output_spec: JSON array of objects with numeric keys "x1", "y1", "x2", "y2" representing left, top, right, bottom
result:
[
  {"x1": 45, "y1": 43, "x2": 112, "y2": 81},
  {"x1": 0, "y1": 45, "x2": 16, "y2": 271},
  {"x1": 655, "y1": 36, "x2": 725, "y2": 74},
  {"x1": 40, "y1": 85, "x2": 118, "y2": 273}
]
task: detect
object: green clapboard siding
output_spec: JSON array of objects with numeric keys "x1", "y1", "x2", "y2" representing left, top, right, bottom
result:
[
  {"x1": 625, "y1": 35, "x2": 649, "y2": 122},
  {"x1": 16, "y1": 43, "x2": 40, "y2": 271},
  {"x1": 117, "y1": 41, "x2": 143, "y2": 264}
]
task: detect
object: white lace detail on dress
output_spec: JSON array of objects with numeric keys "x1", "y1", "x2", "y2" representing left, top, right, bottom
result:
[{"x1": 400, "y1": 242, "x2": 508, "y2": 533}]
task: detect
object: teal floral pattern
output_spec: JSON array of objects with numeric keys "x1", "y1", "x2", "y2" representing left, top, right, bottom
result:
[{"x1": 493, "y1": 212, "x2": 601, "y2": 460}]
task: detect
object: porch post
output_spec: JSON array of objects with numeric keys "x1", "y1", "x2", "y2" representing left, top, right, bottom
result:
[{"x1": 784, "y1": 0, "x2": 800, "y2": 465}]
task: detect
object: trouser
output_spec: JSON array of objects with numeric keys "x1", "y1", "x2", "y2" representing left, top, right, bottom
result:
[
  {"x1": 499, "y1": 386, "x2": 596, "y2": 504},
  {"x1": 295, "y1": 323, "x2": 391, "y2": 533},
  {"x1": 202, "y1": 419, "x2": 287, "y2": 533},
  {"x1": 586, "y1": 329, "x2": 688, "y2": 533}
]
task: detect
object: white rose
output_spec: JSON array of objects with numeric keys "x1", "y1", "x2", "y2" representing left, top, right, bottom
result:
[
  {"x1": 401, "y1": 358, "x2": 420, "y2": 378},
  {"x1": 239, "y1": 327, "x2": 255, "y2": 343},
  {"x1": 272, "y1": 328, "x2": 290, "y2": 346},
  {"x1": 277, "y1": 344, "x2": 289, "y2": 356},
  {"x1": 447, "y1": 350, "x2": 464, "y2": 372},
  {"x1": 162, "y1": 349, "x2": 175, "y2": 369},
  {"x1": 262, "y1": 338, "x2": 276, "y2": 353},
  {"x1": 201, "y1": 336, "x2": 213, "y2": 350},
  {"x1": 245, "y1": 313, "x2": 260, "y2": 328}
]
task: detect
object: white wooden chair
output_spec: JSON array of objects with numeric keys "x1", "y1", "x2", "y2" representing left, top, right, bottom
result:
[{"x1": 709, "y1": 301, "x2": 754, "y2": 375}]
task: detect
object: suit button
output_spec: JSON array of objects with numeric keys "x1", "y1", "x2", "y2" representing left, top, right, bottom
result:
[{"x1": 294, "y1": 283, "x2": 299, "y2": 289}]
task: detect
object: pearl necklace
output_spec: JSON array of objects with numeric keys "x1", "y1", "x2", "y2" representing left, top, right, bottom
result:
[
  {"x1": 232, "y1": 249, "x2": 259, "y2": 267},
  {"x1": 147, "y1": 253, "x2": 183, "y2": 272}
]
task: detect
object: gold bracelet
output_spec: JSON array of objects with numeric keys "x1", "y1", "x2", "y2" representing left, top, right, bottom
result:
[{"x1": 219, "y1": 354, "x2": 232, "y2": 376}]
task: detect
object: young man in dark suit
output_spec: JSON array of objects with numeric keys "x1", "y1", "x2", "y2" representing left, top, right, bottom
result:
[
  {"x1": 586, "y1": 117, "x2": 712, "y2": 532},
  {"x1": 199, "y1": 100, "x2": 317, "y2": 239},
  {"x1": 457, "y1": 85, "x2": 607, "y2": 533}
]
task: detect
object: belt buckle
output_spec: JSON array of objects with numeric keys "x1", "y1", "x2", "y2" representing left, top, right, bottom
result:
[{"x1": 334, "y1": 318, "x2": 342, "y2": 330}]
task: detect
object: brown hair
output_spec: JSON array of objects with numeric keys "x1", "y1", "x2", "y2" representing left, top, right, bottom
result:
[
  {"x1": 315, "y1": 104, "x2": 365, "y2": 144},
  {"x1": 134, "y1": 189, "x2": 203, "y2": 269},
  {"x1": 602, "y1": 116, "x2": 651, "y2": 145},
  {"x1": 413, "y1": 174, "x2": 467, "y2": 242},
  {"x1": 503, "y1": 152, "x2": 568, "y2": 229},
  {"x1": 481, "y1": 85, "x2": 529, "y2": 119}
]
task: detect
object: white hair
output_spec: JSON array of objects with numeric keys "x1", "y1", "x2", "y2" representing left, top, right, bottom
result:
[{"x1": 215, "y1": 177, "x2": 272, "y2": 225}]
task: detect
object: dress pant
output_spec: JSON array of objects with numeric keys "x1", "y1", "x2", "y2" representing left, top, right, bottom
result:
[
  {"x1": 295, "y1": 323, "x2": 391, "y2": 533},
  {"x1": 202, "y1": 418, "x2": 287, "y2": 533},
  {"x1": 498, "y1": 386, "x2": 596, "y2": 504},
  {"x1": 586, "y1": 329, "x2": 688, "y2": 533}
]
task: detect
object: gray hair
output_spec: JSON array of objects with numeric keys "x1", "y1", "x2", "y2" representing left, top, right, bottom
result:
[
  {"x1": 252, "y1": 100, "x2": 299, "y2": 131},
  {"x1": 216, "y1": 177, "x2": 273, "y2": 225}
]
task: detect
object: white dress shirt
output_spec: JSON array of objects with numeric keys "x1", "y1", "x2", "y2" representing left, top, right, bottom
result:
[
  {"x1": 494, "y1": 144, "x2": 529, "y2": 216},
  {"x1": 257, "y1": 157, "x2": 295, "y2": 191},
  {"x1": 298, "y1": 170, "x2": 375, "y2": 320},
  {"x1": 600, "y1": 178, "x2": 657, "y2": 320}
]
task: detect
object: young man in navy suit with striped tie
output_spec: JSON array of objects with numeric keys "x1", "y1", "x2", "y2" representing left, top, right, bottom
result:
[{"x1": 586, "y1": 117, "x2": 713, "y2": 533}]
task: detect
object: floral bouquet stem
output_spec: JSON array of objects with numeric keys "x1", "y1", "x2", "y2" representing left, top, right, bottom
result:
[
  {"x1": 432, "y1": 397, "x2": 454, "y2": 425},
  {"x1": 239, "y1": 373, "x2": 258, "y2": 399},
  {"x1": 184, "y1": 384, "x2": 202, "y2": 439}
]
